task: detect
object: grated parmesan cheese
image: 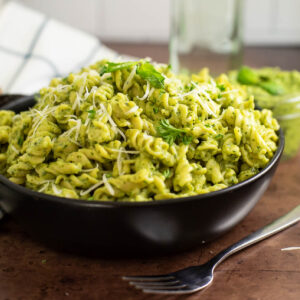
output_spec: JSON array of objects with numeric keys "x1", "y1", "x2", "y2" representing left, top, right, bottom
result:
[
  {"x1": 117, "y1": 147, "x2": 123, "y2": 176},
  {"x1": 31, "y1": 106, "x2": 57, "y2": 136},
  {"x1": 99, "y1": 103, "x2": 126, "y2": 141},
  {"x1": 74, "y1": 119, "x2": 81, "y2": 142},
  {"x1": 148, "y1": 87, "x2": 155, "y2": 99},
  {"x1": 52, "y1": 183, "x2": 62, "y2": 195},
  {"x1": 38, "y1": 180, "x2": 53, "y2": 193},
  {"x1": 80, "y1": 180, "x2": 104, "y2": 196},
  {"x1": 123, "y1": 65, "x2": 137, "y2": 92},
  {"x1": 10, "y1": 145, "x2": 19, "y2": 154},
  {"x1": 220, "y1": 89, "x2": 239, "y2": 95},
  {"x1": 38, "y1": 183, "x2": 49, "y2": 193},
  {"x1": 126, "y1": 105, "x2": 139, "y2": 115},
  {"x1": 110, "y1": 149, "x2": 139, "y2": 154},
  {"x1": 101, "y1": 73, "x2": 112, "y2": 81},
  {"x1": 137, "y1": 81, "x2": 150, "y2": 101},
  {"x1": 72, "y1": 73, "x2": 88, "y2": 110},
  {"x1": 103, "y1": 174, "x2": 115, "y2": 196}
]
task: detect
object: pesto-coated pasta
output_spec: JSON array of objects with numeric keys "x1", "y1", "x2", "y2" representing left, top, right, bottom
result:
[{"x1": 0, "y1": 59, "x2": 279, "y2": 201}]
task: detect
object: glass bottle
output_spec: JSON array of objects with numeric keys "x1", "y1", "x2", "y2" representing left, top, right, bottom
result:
[{"x1": 169, "y1": 0, "x2": 244, "y2": 75}]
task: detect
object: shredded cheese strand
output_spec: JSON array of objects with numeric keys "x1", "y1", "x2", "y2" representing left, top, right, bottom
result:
[
  {"x1": 123, "y1": 65, "x2": 137, "y2": 92},
  {"x1": 10, "y1": 145, "x2": 19, "y2": 154},
  {"x1": 103, "y1": 174, "x2": 115, "y2": 196},
  {"x1": 117, "y1": 147, "x2": 123, "y2": 176},
  {"x1": 137, "y1": 81, "x2": 150, "y2": 100},
  {"x1": 110, "y1": 149, "x2": 139, "y2": 154},
  {"x1": 80, "y1": 180, "x2": 104, "y2": 196},
  {"x1": 52, "y1": 183, "x2": 62, "y2": 195}
]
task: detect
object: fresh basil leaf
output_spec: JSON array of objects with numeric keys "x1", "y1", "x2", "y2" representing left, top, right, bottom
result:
[
  {"x1": 237, "y1": 66, "x2": 260, "y2": 85},
  {"x1": 137, "y1": 62, "x2": 165, "y2": 89},
  {"x1": 100, "y1": 61, "x2": 138, "y2": 75},
  {"x1": 259, "y1": 81, "x2": 285, "y2": 95}
]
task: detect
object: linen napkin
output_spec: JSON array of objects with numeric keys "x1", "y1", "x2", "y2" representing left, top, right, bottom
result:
[{"x1": 0, "y1": 1, "x2": 118, "y2": 94}]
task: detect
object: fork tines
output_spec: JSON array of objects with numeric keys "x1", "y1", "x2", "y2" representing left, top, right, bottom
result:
[{"x1": 122, "y1": 275, "x2": 193, "y2": 294}]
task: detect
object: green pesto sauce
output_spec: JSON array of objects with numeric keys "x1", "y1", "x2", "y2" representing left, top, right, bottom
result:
[{"x1": 230, "y1": 67, "x2": 300, "y2": 159}]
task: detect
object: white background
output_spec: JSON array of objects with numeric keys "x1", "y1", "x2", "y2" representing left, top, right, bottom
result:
[{"x1": 5, "y1": 0, "x2": 300, "y2": 45}]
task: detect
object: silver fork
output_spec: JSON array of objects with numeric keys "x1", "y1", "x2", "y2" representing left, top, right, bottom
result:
[{"x1": 123, "y1": 205, "x2": 300, "y2": 295}]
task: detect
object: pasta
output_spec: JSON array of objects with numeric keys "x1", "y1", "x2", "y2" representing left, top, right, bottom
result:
[{"x1": 0, "y1": 59, "x2": 279, "y2": 201}]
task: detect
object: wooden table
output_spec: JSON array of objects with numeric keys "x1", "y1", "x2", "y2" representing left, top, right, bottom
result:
[{"x1": 0, "y1": 45, "x2": 300, "y2": 300}]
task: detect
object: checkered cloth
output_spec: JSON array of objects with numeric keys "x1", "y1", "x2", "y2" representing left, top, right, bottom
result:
[{"x1": 0, "y1": 1, "x2": 119, "y2": 94}]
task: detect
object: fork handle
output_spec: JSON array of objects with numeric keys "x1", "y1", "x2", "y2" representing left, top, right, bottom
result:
[{"x1": 210, "y1": 205, "x2": 300, "y2": 268}]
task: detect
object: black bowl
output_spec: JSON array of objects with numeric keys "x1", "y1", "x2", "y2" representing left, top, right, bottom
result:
[{"x1": 0, "y1": 96, "x2": 284, "y2": 256}]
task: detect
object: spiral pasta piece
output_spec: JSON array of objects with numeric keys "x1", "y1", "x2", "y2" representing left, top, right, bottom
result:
[{"x1": 126, "y1": 129, "x2": 175, "y2": 167}]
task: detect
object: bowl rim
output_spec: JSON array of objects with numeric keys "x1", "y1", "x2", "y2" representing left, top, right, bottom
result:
[{"x1": 0, "y1": 96, "x2": 285, "y2": 208}]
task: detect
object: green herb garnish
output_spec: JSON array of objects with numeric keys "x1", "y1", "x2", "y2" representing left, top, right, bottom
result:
[
  {"x1": 215, "y1": 134, "x2": 224, "y2": 140},
  {"x1": 17, "y1": 136, "x2": 23, "y2": 146},
  {"x1": 217, "y1": 84, "x2": 226, "y2": 92},
  {"x1": 88, "y1": 196, "x2": 94, "y2": 201},
  {"x1": 237, "y1": 66, "x2": 260, "y2": 85},
  {"x1": 258, "y1": 81, "x2": 285, "y2": 95},
  {"x1": 162, "y1": 169, "x2": 171, "y2": 178},
  {"x1": 157, "y1": 119, "x2": 185, "y2": 145},
  {"x1": 237, "y1": 66, "x2": 284, "y2": 95},
  {"x1": 100, "y1": 61, "x2": 138, "y2": 76},
  {"x1": 100, "y1": 60, "x2": 165, "y2": 89},
  {"x1": 88, "y1": 109, "x2": 96, "y2": 119},
  {"x1": 153, "y1": 107, "x2": 159, "y2": 114},
  {"x1": 157, "y1": 119, "x2": 193, "y2": 145},
  {"x1": 136, "y1": 62, "x2": 165, "y2": 89},
  {"x1": 159, "y1": 89, "x2": 166, "y2": 97},
  {"x1": 181, "y1": 135, "x2": 194, "y2": 145},
  {"x1": 41, "y1": 259, "x2": 47, "y2": 264}
]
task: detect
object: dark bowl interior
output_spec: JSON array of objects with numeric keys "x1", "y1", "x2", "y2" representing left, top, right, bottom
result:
[{"x1": 0, "y1": 95, "x2": 284, "y2": 256}]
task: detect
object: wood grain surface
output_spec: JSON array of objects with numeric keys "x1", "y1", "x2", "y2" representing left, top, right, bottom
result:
[{"x1": 0, "y1": 45, "x2": 299, "y2": 300}]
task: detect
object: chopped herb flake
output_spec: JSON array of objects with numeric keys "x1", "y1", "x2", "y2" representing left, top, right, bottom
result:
[
  {"x1": 163, "y1": 169, "x2": 171, "y2": 178},
  {"x1": 181, "y1": 135, "x2": 193, "y2": 145},
  {"x1": 217, "y1": 84, "x2": 226, "y2": 92},
  {"x1": 88, "y1": 109, "x2": 96, "y2": 119},
  {"x1": 153, "y1": 107, "x2": 159, "y2": 114},
  {"x1": 17, "y1": 136, "x2": 23, "y2": 146}
]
